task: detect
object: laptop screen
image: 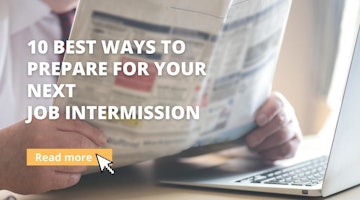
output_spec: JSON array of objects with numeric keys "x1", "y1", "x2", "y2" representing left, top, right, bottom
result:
[{"x1": 318, "y1": 27, "x2": 360, "y2": 196}]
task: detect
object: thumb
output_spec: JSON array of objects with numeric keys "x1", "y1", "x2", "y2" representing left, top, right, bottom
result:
[{"x1": 255, "y1": 92, "x2": 284, "y2": 127}]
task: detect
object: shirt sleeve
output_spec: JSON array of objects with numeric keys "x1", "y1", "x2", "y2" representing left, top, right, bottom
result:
[{"x1": 9, "y1": 0, "x2": 51, "y2": 35}]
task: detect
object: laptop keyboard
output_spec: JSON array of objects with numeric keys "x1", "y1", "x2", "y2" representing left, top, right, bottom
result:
[{"x1": 236, "y1": 156, "x2": 328, "y2": 186}]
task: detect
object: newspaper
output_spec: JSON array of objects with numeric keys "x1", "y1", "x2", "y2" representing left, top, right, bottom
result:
[{"x1": 54, "y1": 0, "x2": 291, "y2": 167}]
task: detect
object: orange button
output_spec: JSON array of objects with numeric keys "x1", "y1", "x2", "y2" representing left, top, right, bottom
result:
[{"x1": 26, "y1": 149, "x2": 112, "y2": 166}]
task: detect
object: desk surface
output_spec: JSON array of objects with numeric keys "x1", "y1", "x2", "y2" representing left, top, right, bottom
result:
[{"x1": 1, "y1": 136, "x2": 360, "y2": 200}]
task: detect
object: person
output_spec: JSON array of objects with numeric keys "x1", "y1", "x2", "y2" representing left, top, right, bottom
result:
[
  {"x1": 0, "y1": 0, "x2": 107, "y2": 195},
  {"x1": 0, "y1": 0, "x2": 301, "y2": 195}
]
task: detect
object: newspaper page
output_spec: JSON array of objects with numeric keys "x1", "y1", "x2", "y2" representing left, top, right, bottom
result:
[{"x1": 54, "y1": 0, "x2": 291, "y2": 167}]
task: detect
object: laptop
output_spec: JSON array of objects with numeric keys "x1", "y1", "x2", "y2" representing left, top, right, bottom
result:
[{"x1": 159, "y1": 27, "x2": 360, "y2": 197}]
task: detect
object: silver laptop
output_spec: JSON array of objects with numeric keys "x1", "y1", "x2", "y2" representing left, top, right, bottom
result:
[{"x1": 160, "y1": 27, "x2": 360, "y2": 197}]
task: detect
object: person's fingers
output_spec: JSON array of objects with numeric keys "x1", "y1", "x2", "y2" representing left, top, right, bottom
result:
[
  {"x1": 55, "y1": 116, "x2": 107, "y2": 146},
  {"x1": 54, "y1": 166, "x2": 88, "y2": 174},
  {"x1": 255, "y1": 93, "x2": 284, "y2": 127},
  {"x1": 258, "y1": 136, "x2": 301, "y2": 161},
  {"x1": 253, "y1": 125, "x2": 295, "y2": 151},
  {"x1": 50, "y1": 172, "x2": 81, "y2": 190},
  {"x1": 31, "y1": 131, "x2": 99, "y2": 149},
  {"x1": 58, "y1": 131, "x2": 101, "y2": 148},
  {"x1": 246, "y1": 110, "x2": 290, "y2": 148}
]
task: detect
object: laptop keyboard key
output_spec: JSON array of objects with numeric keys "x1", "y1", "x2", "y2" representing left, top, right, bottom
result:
[{"x1": 236, "y1": 156, "x2": 328, "y2": 187}]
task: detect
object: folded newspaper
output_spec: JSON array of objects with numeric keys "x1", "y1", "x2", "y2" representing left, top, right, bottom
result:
[{"x1": 54, "y1": 0, "x2": 291, "y2": 167}]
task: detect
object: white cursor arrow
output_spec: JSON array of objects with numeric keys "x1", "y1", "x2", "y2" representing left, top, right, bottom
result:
[{"x1": 95, "y1": 154, "x2": 115, "y2": 175}]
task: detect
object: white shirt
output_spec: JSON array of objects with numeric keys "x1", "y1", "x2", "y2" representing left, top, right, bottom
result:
[{"x1": 0, "y1": 0, "x2": 61, "y2": 128}]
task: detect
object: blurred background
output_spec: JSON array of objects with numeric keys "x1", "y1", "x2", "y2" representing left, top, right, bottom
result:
[{"x1": 274, "y1": 0, "x2": 360, "y2": 135}]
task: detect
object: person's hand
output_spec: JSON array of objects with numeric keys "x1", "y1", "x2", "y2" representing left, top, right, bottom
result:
[
  {"x1": 0, "y1": 115, "x2": 107, "y2": 194},
  {"x1": 245, "y1": 92, "x2": 302, "y2": 161},
  {"x1": 42, "y1": 0, "x2": 78, "y2": 13}
]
